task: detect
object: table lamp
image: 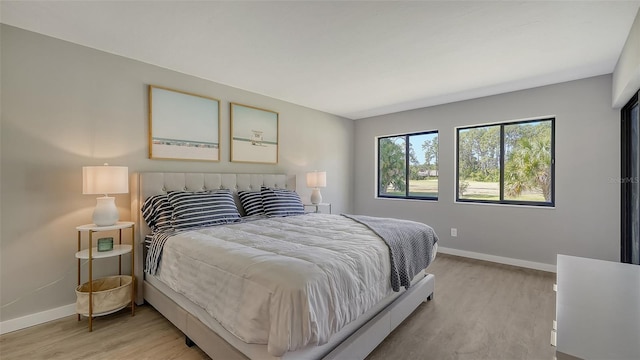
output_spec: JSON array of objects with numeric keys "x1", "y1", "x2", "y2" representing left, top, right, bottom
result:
[
  {"x1": 306, "y1": 171, "x2": 326, "y2": 205},
  {"x1": 83, "y1": 163, "x2": 129, "y2": 226}
]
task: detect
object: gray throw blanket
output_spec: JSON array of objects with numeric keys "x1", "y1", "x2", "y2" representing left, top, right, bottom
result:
[{"x1": 343, "y1": 214, "x2": 438, "y2": 292}]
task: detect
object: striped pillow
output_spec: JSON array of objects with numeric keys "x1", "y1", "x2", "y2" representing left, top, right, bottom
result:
[
  {"x1": 261, "y1": 187, "x2": 304, "y2": 217},
  {"x1": 141, "y1": 194, "x2": 174, "y2": 232},
  {"x1": 167, "y1": 190, "x2": 241, "y2": 230},
  {"x1": 238, "y1": 190, "x2": 264, "y2": 216}
]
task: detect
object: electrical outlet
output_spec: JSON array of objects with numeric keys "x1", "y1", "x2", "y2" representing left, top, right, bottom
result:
[{"x1": 451, "y1": 228, "x2": 457, "y2": 237}]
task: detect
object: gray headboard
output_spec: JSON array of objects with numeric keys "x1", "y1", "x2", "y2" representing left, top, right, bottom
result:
[{"x1": 130, "y1": 172, "x2": 295, "y2": 303}]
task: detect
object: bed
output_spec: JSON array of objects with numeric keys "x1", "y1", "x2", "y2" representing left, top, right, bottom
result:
[{"x1": 131, "y1": 172, "x2": 437, "y2": 360}]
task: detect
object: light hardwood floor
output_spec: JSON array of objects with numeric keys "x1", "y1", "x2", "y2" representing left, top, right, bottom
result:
[{"x1": 0, "y1": 254, "x2": 556, "y2": 360}]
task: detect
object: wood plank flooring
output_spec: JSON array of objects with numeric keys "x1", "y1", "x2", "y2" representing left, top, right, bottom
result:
[{"x1": 0, "y1": 254, "x2": 556, "y2": 360}]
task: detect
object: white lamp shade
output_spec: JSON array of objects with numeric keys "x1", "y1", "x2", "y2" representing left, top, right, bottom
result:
[
  {"x1": 306, "y1": 171, "x2": 327, "y2": 188},
  {"x1": 83, "y1": 165, "x2": 129, "y2": 195}
]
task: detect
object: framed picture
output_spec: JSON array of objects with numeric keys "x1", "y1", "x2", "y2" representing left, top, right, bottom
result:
[
  {"x1": 230, "y1": 102, "x2": 279, "y2": 164},
  {"x1": 149, "y1": 85, "x2": 220, "y2": 161}
]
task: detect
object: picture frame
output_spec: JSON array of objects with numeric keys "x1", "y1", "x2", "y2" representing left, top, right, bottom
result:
[
  {"x1": 149, "y1": 85, "x2": 221, "y2": 161},
  {"x1": 97, "y1": 237, "x2": 114, "y2": 252},
  {"x1": 230, "y1": 102, "x2": 279, "y2": 164}
]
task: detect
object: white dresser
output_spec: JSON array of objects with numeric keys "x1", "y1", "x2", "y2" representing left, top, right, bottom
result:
[{"x1": 555, "y1": 254, "x2": 640, "y2": 360}]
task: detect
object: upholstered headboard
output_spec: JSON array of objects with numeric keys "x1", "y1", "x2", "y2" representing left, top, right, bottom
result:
[{"x1": 130, "y1": 172, "x2": 295, "y2": 303}]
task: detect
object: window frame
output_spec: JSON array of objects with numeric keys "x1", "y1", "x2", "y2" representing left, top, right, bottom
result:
[
  {"x1": 620, "y1": 91, "x2": 639, "y2": 264},
  {"x1": 377, "y1": 130, "x2": 439, "y2": 201},
  {"x1": 455, "y1": 117, "x2": 555, "y2": 207}
]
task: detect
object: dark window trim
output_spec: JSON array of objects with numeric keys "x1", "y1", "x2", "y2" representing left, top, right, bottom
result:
[
  {"x1": 377, "y1": 130, "x2": 439, "y2": 200},
  {"x1": 621, "y1": 91, "x2": 639, "y2": 264},
  {"x1": 455, "y1": 118, "x2": 555, "y2": 207}
]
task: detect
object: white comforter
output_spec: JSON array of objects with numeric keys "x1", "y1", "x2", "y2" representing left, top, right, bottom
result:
[{"x1": 155, "y1": 214, "x2": 395, "y2": 356}]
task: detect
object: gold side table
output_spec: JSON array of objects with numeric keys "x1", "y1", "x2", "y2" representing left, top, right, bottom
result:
[
  {"x1": 75, "y1": 221, "x2": 135, "y2": 331},
  {"x1": 303, "y1": 203, "x2": 332, "y2": 214}
]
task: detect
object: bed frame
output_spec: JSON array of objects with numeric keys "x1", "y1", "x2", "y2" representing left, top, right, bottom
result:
[{"x1": 131, "y1": 172, "x2": 435, "y2": 360}]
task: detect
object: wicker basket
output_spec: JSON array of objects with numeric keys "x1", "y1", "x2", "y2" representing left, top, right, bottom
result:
[{"x1": 76, "y1": 275, "x2": 132, "y2": 317}]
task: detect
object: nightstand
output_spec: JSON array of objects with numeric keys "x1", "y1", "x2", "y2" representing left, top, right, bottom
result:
[
  {"x1": 75, "y1": 221, "x2": 135, "y2": 331},
  {"x1": 303, "y1": 203, "x2": 332, "y2": 214}
]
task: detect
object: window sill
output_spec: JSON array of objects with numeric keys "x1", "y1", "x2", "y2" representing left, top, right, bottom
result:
[
  {"x1": 454, "y1": 200, "x2": 555, "y2": 210},
  {"x1": 375, "y1": 196, "x2": 439, "y2": 203}
]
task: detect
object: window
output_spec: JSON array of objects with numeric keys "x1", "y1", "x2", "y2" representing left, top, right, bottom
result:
[
  {"x1": 456, "y1": 118, "x2": 554, "y2": 206},
  {"x1": 621, "y1": 91, "x2": 639, "y2": 264},
  {"x1": 378, "y1": 131, "x2": 438, "y2": 200}
]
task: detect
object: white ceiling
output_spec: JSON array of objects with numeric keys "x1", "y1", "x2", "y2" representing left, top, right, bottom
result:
[{"x1": 2, "y1": 1, "x2": 639, "y2": 119}]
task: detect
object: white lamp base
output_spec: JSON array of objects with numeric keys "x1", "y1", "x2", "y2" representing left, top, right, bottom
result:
[
  {"x1": 92, "y1": 196, "x2": 119, "y2": 226},
  {"x1": 310, "y1": 189, "x2": 323, "y2": 205}
]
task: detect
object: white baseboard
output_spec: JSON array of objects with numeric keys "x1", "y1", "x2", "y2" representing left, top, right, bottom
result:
[
  {"x1": 0, "y1": 303, "x2": 75, "y2": 335},
  {"x1": 437, "y1": 246, "x2": 557, "y2": 273}
]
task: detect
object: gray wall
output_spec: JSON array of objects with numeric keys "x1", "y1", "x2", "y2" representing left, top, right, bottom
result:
[
  {"x1": 354, "y1": 75, "x2": 620, "y2": 267},
  {"x1": 613, "y1": 8, "x2": 640, "y2": 108},
  {"x1": 0, "y1": 25, "x2": 354, "y2": 321}
]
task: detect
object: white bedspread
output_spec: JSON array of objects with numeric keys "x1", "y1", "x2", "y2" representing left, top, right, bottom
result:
[{"x1": 155, "y1": 214, "x2": 399, "y2": 356}]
